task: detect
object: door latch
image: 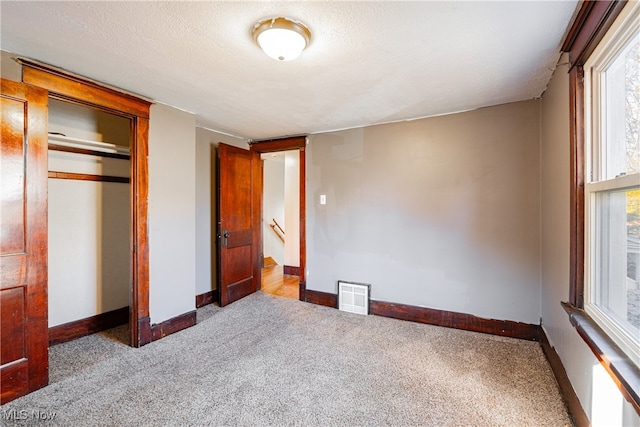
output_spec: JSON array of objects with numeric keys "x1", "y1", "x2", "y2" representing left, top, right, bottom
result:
[{"x1": 220, "y1": 230, "x2": 230, "y2": 247}]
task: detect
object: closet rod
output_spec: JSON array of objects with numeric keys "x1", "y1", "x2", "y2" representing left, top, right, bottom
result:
[
  {"x1": 49, "y1": 144, "x2": 130, "y2": 160},
  {"x1": 48, "y1": 133, "x2": 130, "y2": 155},
  {"x1": 48, "y1": 171, "x2": 130, "y2": 183}
]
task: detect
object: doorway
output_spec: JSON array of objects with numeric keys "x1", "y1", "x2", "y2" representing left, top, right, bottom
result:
[
  {"x1": 47, "y1": 99, "x2": 132, "y2": 346},
  {"x1": 261, "y1": 150, "x2": 300, "y2": 299},
  {"x1": 250, "y1": 137, "x2": 307, "y2": 301}
]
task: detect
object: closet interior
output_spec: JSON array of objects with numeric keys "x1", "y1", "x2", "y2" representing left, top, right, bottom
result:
[{"x1": 47, "y1": 98, "x2": 131, "y2": 343}]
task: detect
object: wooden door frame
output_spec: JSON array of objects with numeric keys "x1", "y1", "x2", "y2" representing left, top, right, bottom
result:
[
  {"x1": 249, "y1": 136, "x2": 307, "y2": 300},
  {"x1": 19, "y1": 59, "x2": 153, "y2": 347}
]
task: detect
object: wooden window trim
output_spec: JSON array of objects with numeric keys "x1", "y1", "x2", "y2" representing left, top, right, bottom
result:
[
  {"x1": 563, "y1": 0, "x2": 640, "y2": 415},
  {"x1": 567, "y1": 1, "x2": 627, "y2": 308},
  {"x1": 562, "y1": 303, "x2": 640, "y2": 414}
]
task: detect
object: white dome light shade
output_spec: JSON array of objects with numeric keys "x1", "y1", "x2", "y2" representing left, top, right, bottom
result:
[
  {"x1": 252, "y1": 17, "x2": 311, "y2": 61},
  {"x1": 257, "y1": 28, "x2": 306, "y2": 61}
]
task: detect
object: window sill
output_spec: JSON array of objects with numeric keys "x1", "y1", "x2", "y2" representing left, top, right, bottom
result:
[{"x1": 562, "y1": 302, "x2": 640, "y2": 415}]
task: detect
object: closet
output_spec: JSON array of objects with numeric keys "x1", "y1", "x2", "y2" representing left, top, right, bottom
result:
[
  {"x1": 1, "y1": 60, "x2": 152, "y2": 404},
  {"x1": 20, "y1": 59, "x2": 152, "y2": 347},
  {"x1": 47, "y1": 99, "x2": 131, "y2": 339}
]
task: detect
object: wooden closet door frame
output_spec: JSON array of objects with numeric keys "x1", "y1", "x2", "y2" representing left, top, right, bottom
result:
[{"x1": 20, "y1": 59, "x2": 153, "y2": 347}]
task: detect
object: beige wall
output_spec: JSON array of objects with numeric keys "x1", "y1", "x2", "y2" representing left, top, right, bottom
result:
[
  {"x1": 540, "y1": 55, "x2": 640, "y2": 425},
  {"x1": 284, "y1": 151, "x2": 300, "y2": 267},
  {"x1": 1, "y1": 50, "x2": 22, "y2": 81},
  {"x1": 148, "y1": 104, "x2": 197, "y2": 324},
  {"x1": 262, "y1": 157, "x2": 286, "y2": 265},
  {"x1": 194, "y1": 127, "x2": 248, "y2": 296},
  {"x1": 307, "y1": 100, "x2": 541, "y2": 323}
]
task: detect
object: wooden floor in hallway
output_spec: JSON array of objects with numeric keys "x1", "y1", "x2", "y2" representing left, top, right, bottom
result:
[{"x1": 261, "y1": 264, "x2": 299, "y2": 300}]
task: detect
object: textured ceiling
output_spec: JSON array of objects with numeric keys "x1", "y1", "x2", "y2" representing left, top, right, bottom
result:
[{"x1": 1, "y1": 1, "x2": 578, "y2": 140}]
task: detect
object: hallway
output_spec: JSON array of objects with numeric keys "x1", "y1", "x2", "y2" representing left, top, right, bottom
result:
[{"x1": 261, "y1": 264, "x2": 299, "y2": 300}]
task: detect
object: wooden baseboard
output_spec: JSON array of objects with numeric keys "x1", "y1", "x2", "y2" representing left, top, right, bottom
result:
[
  {"x1": 305, "y1": 289, "x2": 337, "y2": 308},
  {"x1": 49, "y1": 306, "x2": 129, "y2": 346},
  {"x1": 196, "y1": 290, "x2": 219, "y2": 308},
  {"x1": 304, "y1": 290, "x2": 540, "y2": 341},
  {"x1": 540, "y1": 328, "x2": 590, "y2": 427},
  {"x1": 299, "y1": 281, "x2": 306, "y2": 302},
  {"x1": 151, "y1": 310, "x2": 197, "y2": 341},
  {"x1": 137, "y1": 316, "x2": 152, "y2": 347},
  {"x1": 370, "y1": 300, "x2": 541, "y2": 341},
  {"x1": 284, "y1": 265, "x2": 300, "y2": 276}
]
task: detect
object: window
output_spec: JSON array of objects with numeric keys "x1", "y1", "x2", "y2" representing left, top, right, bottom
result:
[{"x1": 584, "y1": 1, "x2": 640, "y2": 366}]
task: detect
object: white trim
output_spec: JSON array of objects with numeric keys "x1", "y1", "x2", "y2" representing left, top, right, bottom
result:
[
  {"x1": 583, "y1": 0, "x2": 640, "y2": 367},
  {"x1": 48, "y1": 134, "x2": 130, "y2": 155},
  {"x1": 585, "y1": 173, "x2": 640, "y2": 193},
  {"x1": 585, "y1": 302, "x2": 640, "y2": 366}
]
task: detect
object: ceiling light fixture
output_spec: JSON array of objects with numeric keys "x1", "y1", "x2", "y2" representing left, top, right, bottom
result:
[{"x1": 252, "y1": 17, "x2": 311, "y2": 61}]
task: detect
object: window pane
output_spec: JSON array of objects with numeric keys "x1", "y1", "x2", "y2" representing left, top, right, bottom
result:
[
  {"x1": 594, "y1": 189, "x2": 640, "y2": 337},
  {"x1": 605, "y1": 33, "x2": 640, "y2": 179}
]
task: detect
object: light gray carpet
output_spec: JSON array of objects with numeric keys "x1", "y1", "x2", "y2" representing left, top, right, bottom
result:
[{"x1": 1, "y1": 292, "x2": 571, "y2": 426}]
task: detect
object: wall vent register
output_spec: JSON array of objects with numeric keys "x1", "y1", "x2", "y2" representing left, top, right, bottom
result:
[{"x1": 338, "y1": 281, "x2": 370, "y2": 315}]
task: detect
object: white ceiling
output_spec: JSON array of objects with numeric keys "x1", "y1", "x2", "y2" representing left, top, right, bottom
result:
[{"x1": 1, "y1": 1, "x2": 578, "y2": 140}]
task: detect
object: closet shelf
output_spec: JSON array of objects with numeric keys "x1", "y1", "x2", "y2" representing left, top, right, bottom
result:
[{"x1": 48, "y1": 134, "x2": 130, "y2": 155}]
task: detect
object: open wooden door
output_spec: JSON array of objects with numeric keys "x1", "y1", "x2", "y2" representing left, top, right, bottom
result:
[
  {"x1": 1, "y1": 79, "x2": 49, "y2": 404},
  {"x1": 217, "y1": 143, "x2": 262, "y2": 306}
]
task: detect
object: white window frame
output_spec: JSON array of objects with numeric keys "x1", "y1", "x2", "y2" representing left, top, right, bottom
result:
[{"x1": 584, "y1": 0, "x2": 640, "y2": 367}]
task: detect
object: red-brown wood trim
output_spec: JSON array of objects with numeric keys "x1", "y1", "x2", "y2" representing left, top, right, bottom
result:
[
  {"x1": 252, "y1": 150, "x2": 264, "y2": 294},
  {"x1": 136, "y1": 316, "x2": 152, "y2": 346},
  {"x1": 563, "y1": 302, "x2": 640, "y2": 415},
  {"x1": 562, "y1": 1, "x2": 596, "y2": 52},
  {"x1": 299, "y1": 281, "x2": 307, "y2": 302},
  {"x1": 539, "y1": 327, "x2": 590, "y2": 427},
  {"x1": 132, "y1": 116, "x2": 151, "y2": 346},
  {"x1": 283, "y1": 265, "x2": 301, "y2": 276},
  {"x1": 21, "y1": 61, "x2": 151, "y2": 348},
  {"x1": 20, "y1": 59, "x2": 151, "y2": 118},
  {"x1": 150, "y1": 310, "x2": 197, "y2": 341},
  {"x1": 249, "y1": 136, "x2": 306, "y2": 152},
  {"x1": 569, "y1": 65, "x2": 586, "y2": 308},
  {"x1": 563, "y1": 1, "x2": 627, "y2": 69},
  {"x1": 305, "y1": 289, "x2": 338, "y2": 308},
  {"x1": 370, "y1": 300, "x2": 541, "y2": 341},
  {"x1": 48, "y1": 307, "x2": 129, "y2": 346},
  {"x1": 48, "y1": 143, "x2": 130, "y2": 160},
  {"x1": 26, "y1": 83, "x2": 50, "y2": 396},
  {"x1": 0, "y1": 79, "x2": 50, "y2": 404},
  {"x1": 1, "y1": 360, "x2": 28, "y2": 405},
  {"x1": 299, "y1": 148, "x2": 306, "y2": 291},
  {"x1": 48, "y1": 171, "x2": 130, "y2": 183},
  {"x1": 195, "y1": 290, "x2": 219, "y2": 308},
  {"x1": 304, "y1": 291, "x2": 541, "y2": 340}
]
